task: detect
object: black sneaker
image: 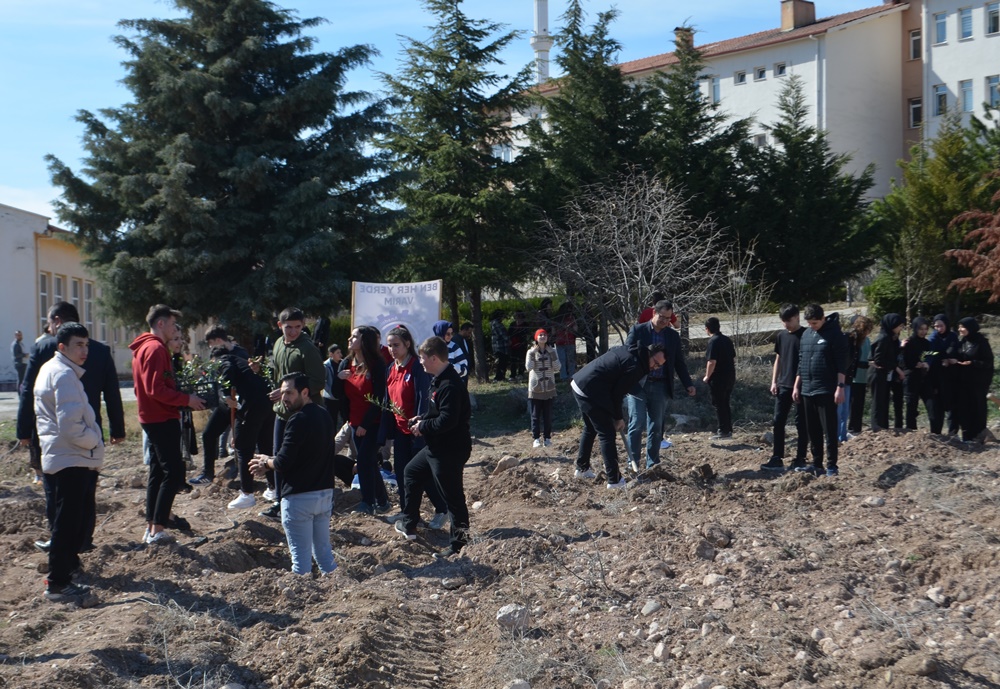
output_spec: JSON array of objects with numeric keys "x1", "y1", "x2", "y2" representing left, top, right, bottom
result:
[
  {"x1": 351, "y1": 502, "x2": 375, "y2": 515},
  {"x1": 178, "y1": 482, "x2": 194, "y2": 494},
  {"x1": 189, "y1": 474, "x2": 213, "y2": 485},
  {"x1": 760, "y1": 457, "x2": 785, "y2": 472},
  {"x1": 78, "y1": 542, "x2": 95, "y2": 553},
  {"x1": 259, "y1": 503, "x2": 281, "y2": 520},
  {"x1": 432, "y1": 546, "x2": 460, "y2": 560},
  {"x1": 789, "y1": 459, "x2": 807, "y2": 470},
  {"x1": 166, "y1": 516, "x2": 191, "y2": 532},
  {"x1": 34, "y1": 539, "x2": 51, "y2": 552},
  {"x1": 375, "y1": 502, "x2": 393, "y2": 515},
  {"x1": 44, "y1": 580, "x2": 91, "y2": 602}
]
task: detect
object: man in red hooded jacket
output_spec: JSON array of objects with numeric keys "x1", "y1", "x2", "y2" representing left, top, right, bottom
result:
[{"x1": 130, "y1": 305, "x2": 205, "y2": 544}]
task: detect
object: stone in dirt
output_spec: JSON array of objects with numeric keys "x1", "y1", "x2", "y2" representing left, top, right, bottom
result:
[
  {"x1": 701, "y1": 523, "x2": 731, "y2": 548},
  {"x1": 504, "y1": 680, "x2": 530, "y2": 689},
  {"x1": 692, "y1": 540, "x2": 718, "y2": 561},
  {"x1": 863, "y1": 496, "x2": 886, "y2": 507},
  {"x1": 442, "y1": 577, "x2": 463, "y2": 590},
  {"x1": 761, "y1": 431, "x2": 774, "y2": 445},
  {"x1": 496, "y1": 604, "x2": 529, "y2": 632},
  {"x1": 894, "y1": 654, "x2": 938, "y2": 676},
  {"x1": 680, "y1": 676, "x2": 716, "y2": 689},
  {"x1": 641, "y1": 599, "x2": 662, "y2": 616},
  {"x1": 926, "y1": 587, "x2": 949, "y2": 606},
  {"x1": 493, "y1": 455, "x2": 520, "y2": 475}
]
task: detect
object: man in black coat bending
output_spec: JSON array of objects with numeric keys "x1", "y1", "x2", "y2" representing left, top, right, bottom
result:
[
  {"x1": 395, "y1": 336, "x2": 472, "y2": 560},
  {"x1": 571, "y1": 343, "x2": 666, "y2": 489}
]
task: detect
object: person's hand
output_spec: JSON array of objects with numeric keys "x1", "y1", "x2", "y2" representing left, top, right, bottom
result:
[
  {"x1": 770, "y1": 382, "x2": 778, "y2": 396},
  {"x1": 792, "y1": 388, "x2": 801, "y2": 403},
  {"x1": 687, "y1": 386, "x2": 696, "y2": 397},
  {"x1": 110, "y1": 436, "x2": 125, "y2": 445},
  {"x1": 19, "y1": 438, "x2": 30, "y2": 447},
  {"x1": 250, "y1": 454, "x2": 270, "y2": 477},
  {"x1": 337, "y1": 370, "x2": 351, "y2": 380},
  {"x1": 188, "y1": 395, "x2": 206, "y2": 411},
  {"x1": 702, "y1": 376, "x2": 710, "y2": 384},
  {"x1": 355, "y1": 426, "x2": 367, "y2": 438},
  {"x1": 613, "y1": 419, "x2": 625, "y2": 433},
  {"x1": 834, "y1": 387, "x2": 845, "y2": 405},
  {"x1": 224, "y1": 397, "x2": 238, "y2": 409},
  {"x1": 268, "y1": 388, "x2": 281, "y2": 402},
  {"x1": 248, "y1": 359, "x2": 261, "y2": 374},
  {"x1": 411, "y1": 422, "x2": 423, "y2": 437}
]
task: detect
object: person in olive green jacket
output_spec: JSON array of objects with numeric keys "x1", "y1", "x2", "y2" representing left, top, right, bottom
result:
[{"x1": 259, "y1": 307, "x2": 325, "y2": 519}]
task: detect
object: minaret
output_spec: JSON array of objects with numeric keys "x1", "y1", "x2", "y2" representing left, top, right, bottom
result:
[{"x1": 531, "y1": 0, "x2": 555, "y2": 84}]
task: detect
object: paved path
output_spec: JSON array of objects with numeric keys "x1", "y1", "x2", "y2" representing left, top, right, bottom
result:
[{"x1": 0, "y1": 387, "x2": 136, "y2": 422}]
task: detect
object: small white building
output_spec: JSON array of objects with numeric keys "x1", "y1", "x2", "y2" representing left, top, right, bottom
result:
[{"x1": 0, "y1": 202, "x2": 133, "y2": 385}]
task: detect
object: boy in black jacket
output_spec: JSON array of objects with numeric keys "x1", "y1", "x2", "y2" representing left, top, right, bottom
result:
[
  {"x1": 395, "y1": 337, "x2": 472, "y2": 559},
  {"x1": 792, "y1": 304, "x2": 848, "y2": 476}
]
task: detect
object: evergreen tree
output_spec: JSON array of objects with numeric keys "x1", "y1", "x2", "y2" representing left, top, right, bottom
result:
[
  {"x1": 741, "y1": 76, "x2": 876, "y2": 301},
  {"x1": 46, "y1": 0, "x2": 395, "y2": 330},
  {"x1": 646, "y1": 26, "x2": 753, "y2": 230},
  {"x1": 521, "y1": 0, "x2": 658, "y2": 217},
  {"x1": 380, "y1": 0, "x2": 533, "y2": 380}
]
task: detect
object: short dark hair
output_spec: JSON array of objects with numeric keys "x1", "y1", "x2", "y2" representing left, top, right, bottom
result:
[
  {"x1": 280, "y1": 372, "x2": 310, "y2": 394},
  {"x1": 205, "y1": 326, "x2": 228, "y2": 342},
  {"x1": 209, "y1": 345, "x2": 229, "y2": 359},
  {"x1": 459, "y1": 322, "x2": 473, "y2": 331},
  {"x1": 705, "y1": 317, "x2": 721, "y2": 334},
  {"x1": 648, "y1": 343, "x2": 666, "y2": 357},
  {"x1": 328, "y1": 343, "x2": 341, "y2": 354},
  {"x1": 279, "y1": 307, "x2": 305, "y2": 323},
  {"x1": 654, "y1": 299, "x2": 674, "y2": 313},
  {"x1": 49, "y1": 301, "x2": 81, "y2": 323},
  {"x1": 803, "y1": 303, "x2": 824, "y2": 321},
  {"x1": 779, "y1": 304, "x2": 799, "y2": 321},
  {"x1": 56, "y1": 322, "x2": 88, "y2": 346},
  {"x1": 146, "y1": 304, "x2": 182, "y2": 330},
  {"x1": 418, "y1": 336, "x2": 449, "y2": 362}
]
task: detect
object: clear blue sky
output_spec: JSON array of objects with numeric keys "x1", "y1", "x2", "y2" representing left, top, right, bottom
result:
[{"x1": 0, "y1": 0, "x2": 867, "y2": 220}]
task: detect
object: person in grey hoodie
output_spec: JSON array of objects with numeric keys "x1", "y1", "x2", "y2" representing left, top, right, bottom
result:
[
  {"x1": 792, "y1": 304, "x2": 848, "y2": 477},
  {"x1": 34, "y1": 323, "x2": 105, "y2": 602}
]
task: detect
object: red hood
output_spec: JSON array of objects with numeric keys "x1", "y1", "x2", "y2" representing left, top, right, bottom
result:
[{"x1": 129, "y1": 332, "x2": 162, "y2": 353}]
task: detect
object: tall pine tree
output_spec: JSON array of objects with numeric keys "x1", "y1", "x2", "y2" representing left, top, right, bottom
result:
[
  {"x1": 380, "y1": 0, "x2": 533, "y2": 379},
  {"x1": 47, "y1": 0, "x2": 395, "y2": 330}
]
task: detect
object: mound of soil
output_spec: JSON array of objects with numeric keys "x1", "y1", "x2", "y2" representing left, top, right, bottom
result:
[{"x1": 2, "y1": 426, "x2": 1000, "y2": 689}]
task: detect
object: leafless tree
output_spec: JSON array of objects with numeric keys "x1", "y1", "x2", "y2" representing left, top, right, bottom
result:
[
  {"x1": 722, "y1": 240, "x2": 775, "y2": 361},
  {"x1": 541, "y1": 169, "x2": 731, "y2": 347}
]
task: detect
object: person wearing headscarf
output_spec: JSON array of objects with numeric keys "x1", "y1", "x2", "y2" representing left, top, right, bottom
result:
[
  {"x1": 901, "y1": 317, "x2": 932, "y2": 430},
  {"x1": 870, "y1": 313, "x2": 905, "y2": 431},
  {"x1": 846, "y1": 315, "x2": 874, "y2": 435},
  {"x1": 950, "y1": 317, "x2": 994, "y2": 442},
  {"x1": 431, "y1": 320, "x2": 469, "y2": 383},
  {"x1": 926, "y1": 314, "x2": 959, "y2": 434}
]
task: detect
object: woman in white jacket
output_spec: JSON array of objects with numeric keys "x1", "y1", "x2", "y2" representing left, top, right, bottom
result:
[{"x1": 33, "y1": 322, "x2": 104, "y2": 602}]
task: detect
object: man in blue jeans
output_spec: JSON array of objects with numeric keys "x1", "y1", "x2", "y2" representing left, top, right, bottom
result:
[
  {"x1": 624, "y1": 300, "x2": 695, "y2": 471},
  {"x1": 251, "y1": 373, "x2": 336, "y2": 575}
]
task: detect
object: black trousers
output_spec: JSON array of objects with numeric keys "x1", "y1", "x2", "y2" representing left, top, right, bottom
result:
[
  {"x1": 494, "y1": 353, "x2": 509, "y2": 382},
  {"x1": 708, "y1": 377, "x2": 734, "y2": 435},
  {"x1": 402, "y1": 444, "x2": 471, "y2": 552},
  {"x1": 870, "y1": 374, "x2": 892, "y2": 429},
  {"x1": 803, "y1": 393, "x2": 839, "y2": 469},
  {"x1": 957, "y1": 379, "x2": 990, "y2": 441},
  {"x1": 773, "y1": 387, "x2": 807, "y2": 462},
  {"x1": 848, "y1": 382, "x2": 867, "y2": 433},
  {"x1": 234, "y1": 405, "x2": 272, "y2": 494},
  {"x1": 904, "y1": 374, "x2": 933, "y2": 430},
  {"x1": 510, "y1": 346, "x2": 527, "y2": 378},
  {"x1": 575, "y1": 393, "x2": 621, "y2": 483},
  {"x1": 393, "y1": 432, "x2": 446, "y2": 513},
  {"x1": 529, "y1": 398, "x2": 554, "y2": 440},
  {"x1": 47, "y1": 466, "x2": 92, "y2": 586},
  {"x1": 201, "y1": 405, "x2": 231, "y2": 477},
  {"x1": 929, "y1": 371, "x2": 959, "y2": 435},
  {"x1": 143, "y1": 420, "x2": 185, "y2": 525}
]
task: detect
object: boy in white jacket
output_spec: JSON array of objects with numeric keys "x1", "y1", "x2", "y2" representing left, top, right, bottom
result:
[{"x1": 34, "y1": 322, "x2": 104, "y2": 602}]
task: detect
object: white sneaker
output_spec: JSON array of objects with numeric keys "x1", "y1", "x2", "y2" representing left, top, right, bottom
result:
[
  {"x1": 385, "y1": 512, "x2": 408, "y2": 524},
  {"x1": 228, "y1": 492, "x2": 256, "y2": 509},
  {"x1": 660, "y1": 438, "x2": 673, "y2": 450},
  {"x1": 146, "y1": 530, "x2": 175, "y2": 545},
  {"x1": 142, "y1": 527, "x2": 150, "y2": 543},
  {"x1": 394, "y1": 520, "x2": 417, "y2": 541},
  {"x1": 606, "y1": 478, "x2": 627, "y2": 490},
  {"x1": 544, "y1": 438, "x2": 552, "y2": 447},
  {"x1": 262, "y1": 487, "x2": 277, "y2": 502},
  {"x1": 532, "y1": 438, "x2": 542, "y2": 448},
  {"x1": 574, "y1": 468, "x2": 596, "y2": 479},
  {"x1": 427, "y1": 512, "x2": 449, "y2": 530}
]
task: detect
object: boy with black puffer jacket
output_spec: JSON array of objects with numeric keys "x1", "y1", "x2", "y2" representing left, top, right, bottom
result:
[{"x1": 793, "y1": 304, "x2": 848, "y2": 477}]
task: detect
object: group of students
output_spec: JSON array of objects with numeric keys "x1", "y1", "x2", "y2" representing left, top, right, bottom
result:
[{"x1": 765, "y1": 304, "x2": 995, "y2": 477}]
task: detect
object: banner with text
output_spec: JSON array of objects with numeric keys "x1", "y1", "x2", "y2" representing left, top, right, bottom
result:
[{"x1": 352, "y1": 279, "x2": 443, "y2": 343}]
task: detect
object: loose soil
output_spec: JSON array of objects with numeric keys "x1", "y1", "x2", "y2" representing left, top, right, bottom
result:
[{"x1": 2, "y1": 422, "x2": 1000, "y2": 689}]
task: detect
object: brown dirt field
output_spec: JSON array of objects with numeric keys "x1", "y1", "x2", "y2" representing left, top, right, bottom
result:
[{"x1": 2, "y1": 424, "x2": 1000, "y2": 689}]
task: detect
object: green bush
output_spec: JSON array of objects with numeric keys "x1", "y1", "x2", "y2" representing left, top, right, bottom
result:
[{"x1": 864, "y1": 273, "x2": 906, "y2": 318}]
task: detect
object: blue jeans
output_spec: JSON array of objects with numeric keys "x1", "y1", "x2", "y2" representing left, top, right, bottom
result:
[
  {"x1": 837, "y1": 385, "x2": 851, "y2": 442},
  {"x1": 626, "y1": 379, "x2": 668, "y2": 468},
  {"x1": 280, "y1": 489, "x2": 336, "y2": 575},
  {"x1": 557, "y1": 344, "x2": 576, "y2": 380}
]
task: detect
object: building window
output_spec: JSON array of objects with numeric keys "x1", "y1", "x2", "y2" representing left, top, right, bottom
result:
[
  {"x1": 934, "y1": 13, "x2": 947, "y2": 44},
  {"x1": 933, "y1": 84, "x2": 948, "y2": 116},
  {"x1": 908, "y1": 98, "x2": 923, "y2": 128},
  {"x1": 988, "y1": 75, "x2": 999, "y2": 107},
  {"x1": 754, "y1": 66, "x2": 766, "y2": 81},
  {"x1": 909, "y1": 29, "x2": 922, "y2": 59},
  {"x1": 710, "y1": 76, "x2": 721, "y2": 103},
  {"x1": 754, "y1": 133, "x2": 767, "y2": 148},
  {"x1": 774, "y1": 62, "x2": 787, "y2": 77},
  {"x1": 491, "y1": 144, "x2": 513, "y2": 163},
  {"x1": 735, "y1": 70, "x2": 747, "y2": 85},
  {"x1": 960, "y1": 8, "x2": 973, "y2": 39},
  {"x1": 960, "y1": 79, "x2": 974, "y2": 111},
  {"x1": 989, "y1": 3, "x2": 999, "y2": 34},
  {"x1": 39, "y1": 272, "x2": 50, "y2": 334},
  {"x1": 84, "y1": 282, "x2": 94, "y2": 331},
  {"x1": 71, "y1": 278, "x2": 81, "y2": 310},
  {"x1": 53, "y1": 275, "x2": 64, "y2": 304}
]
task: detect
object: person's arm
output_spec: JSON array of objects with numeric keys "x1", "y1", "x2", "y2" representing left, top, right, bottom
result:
[
  {"x1": 525, "y1": 348, "x2": 536, "y2": 372},
  {"x1": 417, "y1": 381, "x2": 463, "y2": 436},
  {"x1": 304, "y1": 345, "x2": 326, "y2": 403},
  {"x1": 54, "y1": 375, "x2": 102, "y2": 451},
  {"x1": 271, "y1": 412, "x2": 304, "y2": 473},
  {"x1": 16, "y1": 342, "x2": 50, "y2": 440},
  {"x1": 141, "y1": 348, "x2": 195, "y2": 408},
  {"x1": 360, "y1": 362, "x2": 386, "y2": 430},
  {"x1": 103, "y1": 354, "x2": 126, "y2": 441},
  {"x1": 771, "y1": 354, "x2": 781, "y2": 395},
  {"x1": 672, "y1": 335, "x2": 696, "y2": 395},
  {"x1": 704, "y1": 359, "x2": 717, "y2": 383},
  {"x1": 792, "y1": 374, "x2": 802, "y2": 403}
]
